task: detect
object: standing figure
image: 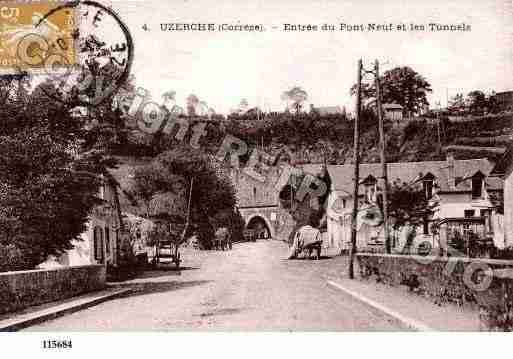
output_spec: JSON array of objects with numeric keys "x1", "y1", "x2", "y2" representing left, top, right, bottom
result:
[{"x1": 215, "y1": 226, "x2": 231, "y2": 250}]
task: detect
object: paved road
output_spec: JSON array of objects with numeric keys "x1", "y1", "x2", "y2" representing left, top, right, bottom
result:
[{"x1": 25, "y1": 241, "x2": 406, "y2": 331}]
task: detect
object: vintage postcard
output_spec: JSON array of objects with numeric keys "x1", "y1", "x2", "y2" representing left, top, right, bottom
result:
[{"x1": 1, "y1": 0, "x2": 513, "y2": 356}]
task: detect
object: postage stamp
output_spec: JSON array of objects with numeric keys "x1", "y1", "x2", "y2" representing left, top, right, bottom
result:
[{"x1": 0, "y1": 1, "x2": 77, "y2": 74}]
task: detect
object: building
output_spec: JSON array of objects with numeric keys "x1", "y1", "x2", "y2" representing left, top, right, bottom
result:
[
  {"x1": 324, "y1": 156, "x2": 502, "y2": 253},
  {"x1": 39, "y1": 175, "x2": 123, "y2": 268},
  {"x1": 310, "y1": 104, "x2": 345, "y2": 116},
  {"x1": 492, "y1": 91, "x2": 513, "y2": 112},
  {"x1": 491, "y1": 148, "x2": 513, "y2": 248},
  {"x1": 382, "y1": 103, "x2": 404, "y2": 121}
]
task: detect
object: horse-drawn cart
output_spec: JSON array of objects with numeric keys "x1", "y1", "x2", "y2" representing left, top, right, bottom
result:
[
  {"x1": 151, "y1": 178, "x2": 194, "y2": 269},
  {"x1": 154, "y1": 224, "x2": 185, "y2": 268}
]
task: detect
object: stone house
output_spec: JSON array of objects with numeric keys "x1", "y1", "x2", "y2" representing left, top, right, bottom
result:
[
  {"x1": 323, "y1": 156, "x2": 502, "y2": 253},
  {"x1": 40, "y1": 174, "x2": 122, "y2": 268},
  {"x1": 491, "y1": 148, "x2": 513, "y2": 248}
]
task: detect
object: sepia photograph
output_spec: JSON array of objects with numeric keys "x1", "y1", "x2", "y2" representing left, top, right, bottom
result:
[{"x1": 0, "y1": 0, "x2": 512, "y2": 356}]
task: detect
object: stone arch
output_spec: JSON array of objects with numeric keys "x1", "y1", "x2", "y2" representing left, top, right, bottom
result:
[{"x1": 245, "y1": 214, "x2": 274, "y2": 240}]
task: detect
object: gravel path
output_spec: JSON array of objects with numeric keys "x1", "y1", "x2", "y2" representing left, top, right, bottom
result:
[{"x1": 25, "y1": 241, "x2": 406, "y2": 331}]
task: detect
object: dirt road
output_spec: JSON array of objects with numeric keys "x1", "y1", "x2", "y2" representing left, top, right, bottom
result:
[{"x1": 26, "y1": 241, "x2": 406, "y2": 331}]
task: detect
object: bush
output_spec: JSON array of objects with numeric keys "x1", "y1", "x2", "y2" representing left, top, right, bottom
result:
[
  {"x1": 0, "y1": 244, "x2": 32, "y2": 272},
  {"x1": 197, "y1": 220, "x2": 215, "y2": 249}
]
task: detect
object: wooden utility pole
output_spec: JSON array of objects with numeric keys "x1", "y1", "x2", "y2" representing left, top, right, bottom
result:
[
  {"x1": 437, "y1": 102, "x2": 441, "y2": 151},
  {"x1": 349, "y1": 59, "x2": 362, "y2": 279},
  {"x1": 375, "y1": 60, "x2": 390, "y2": 253}
]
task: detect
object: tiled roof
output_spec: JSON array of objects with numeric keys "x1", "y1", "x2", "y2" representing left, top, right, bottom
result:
[
  {"x1": 326, "y1": 158, "x2": 501, "y2": 195},
  {"x1": 299, "y1": 163, "x2": 325, "y2": 176}
]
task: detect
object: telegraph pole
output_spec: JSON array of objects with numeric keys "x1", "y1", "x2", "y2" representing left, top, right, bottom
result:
[
  {"x1": 375, "y1": 60, "x2": 390, "y2": 253},
  {"x1": 349, "y1": 59, "x2": 362, "y2": 279},
  {"x1": 436, "y1": 101, "x2": 441, "y2": 152}
]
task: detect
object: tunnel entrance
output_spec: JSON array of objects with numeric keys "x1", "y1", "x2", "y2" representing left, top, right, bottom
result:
[{"x1": 244, "y1": 216, "x2": 271, "y2": 241}]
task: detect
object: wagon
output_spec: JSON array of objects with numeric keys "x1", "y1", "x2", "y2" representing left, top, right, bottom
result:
[{"x1": 153, "y1": 222, "x2": 186, "y2": 268}]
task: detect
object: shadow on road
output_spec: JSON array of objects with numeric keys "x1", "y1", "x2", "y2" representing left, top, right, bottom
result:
[
  {"x1": 111, "y1": 280, "x2": 211, "y2": 299},
  {"x1": 133, "y1": 267, "x2": 200, "y2": 279},
  {"x1": 283, "y1": 255, "x2": 335, "y2": 261}
]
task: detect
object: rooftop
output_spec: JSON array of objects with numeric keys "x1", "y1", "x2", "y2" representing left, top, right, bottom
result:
[
  {"x1": 382, "y1": 103, "x2": 403, "y2": 110},
  {"x1": 325, "y1": 158, "x2": 501, "y2": 195}
]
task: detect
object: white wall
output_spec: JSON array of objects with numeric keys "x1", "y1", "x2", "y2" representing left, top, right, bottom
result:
[
  {"x1": 437, "y1": 193, "x2": 473, "y2": 218},
  {"x1": 504, "y1": 171, "x2": 513, "y2": 247}
]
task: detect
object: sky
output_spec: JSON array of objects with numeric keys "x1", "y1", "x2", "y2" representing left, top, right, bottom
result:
[{"x1": 104, "y1": 0, "x2": 513, "y2": 114}]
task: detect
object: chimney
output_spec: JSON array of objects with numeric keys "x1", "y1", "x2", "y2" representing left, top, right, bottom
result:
[{"x1": 446, "y1": 152, "x2": 456, "y2": 189}]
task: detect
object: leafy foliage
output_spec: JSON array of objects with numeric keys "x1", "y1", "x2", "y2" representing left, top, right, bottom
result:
[
  {"x1": 0, "y1": 74, "x2": 126, "y2": 270},
  {"x1": 0, "y1": 129, "x2": 102, "y2": 269},
  {"x1": 387, "y1": 179, "x2": 437, "y2": 230},
  {"x1": 127, "y1": 145, "x2": 238, "y2": 249},
  {"x1": 156, "y1": 146, "x2": 237, "y2": 219},
  {"x1": 352, "y1": 66, "x2": 432, "y2": 115},
  {"x1": 281, "y1": 86, "x2": 308, "y2": 114}
]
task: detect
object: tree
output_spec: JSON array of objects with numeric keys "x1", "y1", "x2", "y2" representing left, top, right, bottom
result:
[
  {"x1": 128, "y1": 145, "x2": 237, "y2": 249},
  {"x1": 238, "y1": 98, "x2": 249, "y2": 114},
  {"x1": 186, "y1": 94, "x2": 200, "y2": 116},
  {"x1": 0, "y1": 130, "x2": 102, "y2": 269},
  {"x1": 281, "y1": 86, "x2": 308, "y2": 114},
  {"x1": 467, "y1": 90, "x2": 487, "y2": 114},
  {"x1": 351, "y1": 66, "x2": 432, "y2": 116},
  {"x1": 156, "y1": 146, "x2": 237, "y2": 219},
  {"x1": 0, "y1": 72, "x2": 127, "y2": 270},
  {"x1": 386, "y1": 179, "x2": 438, "y2": 253},
  {"x1": 449, "y1": 93, "x2": 465, "y2": 111},
  {"x1": 487, "y1": 91, "x2": 500, "y2": 114},
  {"x1": 126, "y1": 163, "x2": 167, "y2": 218}
]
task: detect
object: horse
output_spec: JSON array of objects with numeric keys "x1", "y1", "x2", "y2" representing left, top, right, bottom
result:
[{"x1": 214, "y1": 227, "x2": 231, "y2": 250}]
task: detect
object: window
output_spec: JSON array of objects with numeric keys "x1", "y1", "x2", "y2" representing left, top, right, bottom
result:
[
  {"x1": 423, "y1": 218, "x2": 430, "y2": 235},
  {"x1": 365, "y1": 184, "x2": 376, "y2": 203},
  {"x1": 472, "y1": 176, "x2": 483, "y2": 199},
  {"x1": 464, "y1": 210, "x2": 475, "y2": 218},
  {"x1": 363, "y1": 179, "x2": 377, "y2": 203},
  {"x1": 423, "y1": 180, "x2": 434, "y2": 199},
  {"x1": 105, "y1": 227, "x2": 110, "y2": 256},
  {"x1": 93, "y1": 226, "x2": 104, "y2": 263},
  {"x1": 253, "y1": 187, "x2": 257, "y2": 200},
  {"x1": 481, "y1": 209, "x2": 493, "y2": 233},
  {"x1": 99, "y1": 184, "x2": 105, "y2": 200}
]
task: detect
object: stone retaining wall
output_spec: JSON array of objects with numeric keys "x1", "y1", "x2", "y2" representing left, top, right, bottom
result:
[
  {"x1": 356, "y1": 253, "x2": 513, "y2": 331},
  {"x1": 0, "y1": 265, "x2": 106, "y2": 315}
]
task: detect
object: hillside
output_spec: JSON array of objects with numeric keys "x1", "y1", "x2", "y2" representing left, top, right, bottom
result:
[
  {"x1": 219, "y1": 112, "x2": 512, "y2": 165},
  {"x1": 111, "y1": 112, "x2": 512, "y2": 167}
]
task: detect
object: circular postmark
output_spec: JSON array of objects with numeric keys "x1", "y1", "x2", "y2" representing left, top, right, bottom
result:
[{"x1": 19, "y1": 0, "x2": 134, "y2": 107}]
